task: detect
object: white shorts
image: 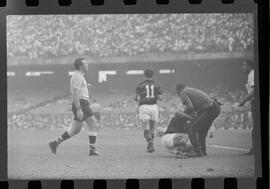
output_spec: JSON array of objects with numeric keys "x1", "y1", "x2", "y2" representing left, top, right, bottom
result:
[
  {"x1": 139, "y1": 104, "x2": 159, "y2": 121},
  {"x1": 161, "y1": 133, "x2": 189, "y2": 152}
]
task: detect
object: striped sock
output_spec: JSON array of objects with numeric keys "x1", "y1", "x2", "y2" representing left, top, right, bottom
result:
[
  {"x1": 88, "y1": 131, "x2": 97, "y2": 150},
  {"x1": 56, "y1": 137, "x2": 63, "y2": 145},
  {"x1": 56, "y1": 131, "x2": 70, "y2": 145},
  {"x1": 89, "y1": 144, "x2": 96, "y2": 150}
]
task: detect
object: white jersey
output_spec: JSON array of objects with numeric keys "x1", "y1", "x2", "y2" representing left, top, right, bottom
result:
[
  {"x1": 246, "y1": 69, "x2": 254, "y2": 94},
  {"x1": 70, "y1": 70, "x2": 89, "y2": 100}
]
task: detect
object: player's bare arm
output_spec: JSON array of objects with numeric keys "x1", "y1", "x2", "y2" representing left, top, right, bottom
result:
[{"x1": 239, "y1": 88, "x2": 254, "y2": 107}]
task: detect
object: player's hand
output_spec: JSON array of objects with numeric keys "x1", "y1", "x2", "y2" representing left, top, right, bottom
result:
[{"x1": 77, "y1": 109, "x2": 83, "y2": 121}]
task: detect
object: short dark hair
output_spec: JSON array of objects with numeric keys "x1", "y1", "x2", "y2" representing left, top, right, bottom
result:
[
  {"x1": 144, "y1": 69, "x2": 154, "y2": 78},
  {"x1": 176, "y1": 83, "x2": 186, "y2": 92},
  {"x1": 74, "y1": 58, "x2": 85, "y2": 70}
]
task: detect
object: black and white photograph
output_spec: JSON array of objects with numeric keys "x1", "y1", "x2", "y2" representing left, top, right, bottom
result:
[{"x1": 7, "y1": 14, "x2": 257, "y2": 179}]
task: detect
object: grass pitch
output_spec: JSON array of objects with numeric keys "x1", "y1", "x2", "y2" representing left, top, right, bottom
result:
[{"x1": 8, "y1": 128, "x2": 254, "y2": 179}]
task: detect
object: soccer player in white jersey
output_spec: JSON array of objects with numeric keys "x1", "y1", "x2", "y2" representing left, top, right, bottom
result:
[
  {"x1": 49, "y1": 58, "x2": 100, "y2": 156},
  {"x1": 238, "y1": 59, "x2": 255, "y2": 155}
]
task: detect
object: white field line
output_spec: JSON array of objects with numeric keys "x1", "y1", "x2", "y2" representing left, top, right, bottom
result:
[{"x1": 207, "y1": 144, "x2": 250, "y2": 152}]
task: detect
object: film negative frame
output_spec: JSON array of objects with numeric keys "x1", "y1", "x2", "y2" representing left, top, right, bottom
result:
[{"x1": 0, "y1": 0, "x2": 268, "y2": 188}]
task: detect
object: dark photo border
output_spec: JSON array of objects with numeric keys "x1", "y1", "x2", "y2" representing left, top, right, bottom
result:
[{"x1": 0, "y1": 0, "x2": 268, "y2": 188}]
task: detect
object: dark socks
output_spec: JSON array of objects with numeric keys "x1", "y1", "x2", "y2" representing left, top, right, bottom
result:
[
  {"x1": 89, "y1": 135, "x2": 97, "y2": 150},
  {"x1": 56, "y1": 131, "x2": 70, "y2": 145},
  {"x1": 144, "y1": 130, "x2": 153, "y2": 143},
  {"x1": 151, "y1": 133, "x2": 155, "y2": 141}
]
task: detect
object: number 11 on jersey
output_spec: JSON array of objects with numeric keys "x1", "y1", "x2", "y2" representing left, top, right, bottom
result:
[{"x1": 146, "y1": 85, "x2": 155, "y2": 98}]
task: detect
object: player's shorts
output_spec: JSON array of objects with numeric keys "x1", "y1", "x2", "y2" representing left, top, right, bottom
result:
[
  {"x1": 139, "y1": 104, "x2": 158, "y2": 121},
  {"x1": 93, "y1": 112, "x2": 101, "y2": 122},
  {"x1": 161, "y1": 133, "x2": 189, "y2": 153},
  {"x1": 72, "y1": 99, "x2": 94, "y2": 121}
]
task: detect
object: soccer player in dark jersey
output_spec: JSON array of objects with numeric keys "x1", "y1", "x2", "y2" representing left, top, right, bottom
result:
[
  {"x1": 134, "y1": 69, "x2": 162, "y2": 153},
  {"x1": 176, "y1": 83, "x2": 221, "y2": 157}
]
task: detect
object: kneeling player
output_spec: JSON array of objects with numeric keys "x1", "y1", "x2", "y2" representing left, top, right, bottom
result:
[{"x1": 161, "y1": 110, "x2": 195, "y2": 158}]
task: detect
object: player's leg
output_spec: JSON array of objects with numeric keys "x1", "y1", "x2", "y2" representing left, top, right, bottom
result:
[
  {"x1": 196, "y1": 114, "x2": 214, "y2": 156},
  {"x1": 198, "y1": 102, "x2": 221, "y2": 156},
  {"x1": 188, "y1": 112, "x2": 208, "y2": 157},
  {"x1": 149, "y1": 105, "x2": 159, "y2": 138},
  {"x1": 139, "y1": 105, "x2": 153, "y2": 152},
  {"x1": 148, "y1": 119, "x2": 156, "y2": 152},
  {"x1": 49, "y1": 101, "x2": 84, "y2": 155},
  {"x1": 85, "y1": 112, "x2": 100, "y2": 156},
  {"x1": 149, "y1": 120, "x2": 156, "y2": 139},
  {"x1": 142, "y1": 119, "x2": 154, "y2": 152},
  {"x1": 49, "y1": 120, "x2": 83, "y2": 155},
  {"x1": 198, "y1": 126, "x2": 210, "y2": 156},
  {"x1": 148, "y1": 105, "x2": 159, "y2": 152},
  {"x1": 246, "y1": 99, "x2": 255, "y2": 155}
]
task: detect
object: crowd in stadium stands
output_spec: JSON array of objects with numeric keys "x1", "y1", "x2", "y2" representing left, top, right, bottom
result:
[
  {"x1": 7, "y1": 14, "x2": 253, "y2": 61},
  {"x1": 8, "y1": 87, "x2": 252, "y2": 131},
  {"x1": 106, "y1": 94, "x2": 135, "y2": 109},
  {"x1": 8, "y1": 113, "x2": 72, "y2": 130},
  {"x1": 8, "y1": 90, "x2": 68, "y2": 113},
  {"x1": 7, "y1": 109, "x2": 252, "y2": 131}
]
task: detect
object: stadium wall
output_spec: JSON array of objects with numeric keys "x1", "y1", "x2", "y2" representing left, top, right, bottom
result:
[
  {"x1": 7, "y1": 57, "x2": 247, "y2": 94},
  {"x1": 7, "y1": 51, "x2": 252, "y2": 65}
]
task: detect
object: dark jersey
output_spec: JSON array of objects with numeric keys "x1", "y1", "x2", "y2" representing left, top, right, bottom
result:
[
  {"x1": 165, "y1": 114, "x2": 189, "y2": 134},
  {"x1": 135, "y1": 79, "x2": 162, "y2": 106},
  {"x1": 180, "y1": 87, "x2": 211, "y2": 112}
]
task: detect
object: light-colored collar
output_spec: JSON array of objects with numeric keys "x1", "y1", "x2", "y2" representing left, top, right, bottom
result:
[{"x1": 74, "y1": 70, "x2": 84, "y2": 76}]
